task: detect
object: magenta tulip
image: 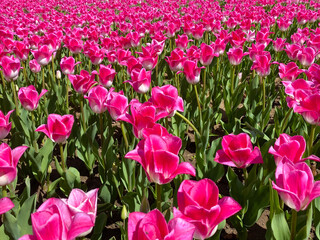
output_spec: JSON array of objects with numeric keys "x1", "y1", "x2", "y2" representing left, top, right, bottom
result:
[
  {"x1": 269, "y1": 133, "x2": 320, "y2": 165},
  {"x1": 29, "y1": 59, "x2": 41, "y2": 73},
  {"x1": 129, "y1": 209, "x2": 195, "y2": 240},
  {"x1": 278, "y1": 62, "x2": 303, "y2": 82},
  {"x1": 60, "y1": 56, "x2": 80, "y2": 75},
  {"x1": 0, "y1": 110, "x2": 14, "y2": 140},
  {"x1": 272, "y1": 158, "x2": 320, "y2": 211},
  {"x1": 174, "y1": 179, "x2": 242, "y2": 240},
  {"x1": 84, "y1": 85, "x2": 108, "y2": 114},
  {"x1": 200, "y1": 43, "x2": 218, "y2": 66},
  {"x1": 36, "y1": 114, "x2": 74, "y2": 143},
  {"x1": 18, "y1": 86, "x2": 47, "y2": 111},
  {"x1": 125, "y1": 124, "x2": 195, "y2": 184},
  {"x1": 99, "y1": 64, "x2": 116, "y2": 88},
  {"x1": 166, "y1": 48, "x2": 186, "y2": 72},
  {"x1": 180, "y1": 60, "x2": 204, "y2": 85},
  {"x1": 106, "y1": 88, "x2": 128, "y2": 121},
  {"x1": 227, "y1": 47, "x2": 248, "y2": 66},
  {"x1": 214, "y1": 133, "x2": 263, "y2": 168},
  {"x1": 68, "y1": 70, "x2": 97, "y2": 95},
  {"x1": 150, "y1": 85, "x2": 184, "y2": 117},
  {"x1": 0, "y1": 197, "x2": 14, "y2": 214},
  {"x1": 31, "y1": 45, "x2": 55, "y2": 66},
  {"x1": 0, "y1": 143, "x2": 28, "y2": 186},
  {"x1": 126, "y1": 68, "x2": 151, "y2": 94},
  {"x1": 0, "y1": 55, "x2": 21, "y2": 81}
]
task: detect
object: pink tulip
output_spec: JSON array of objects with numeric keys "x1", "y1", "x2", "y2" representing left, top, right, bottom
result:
[
  {"x1": 200, "y1": 43, "x2": 218, "y2": 66},
  {"x1": 278, "y1": 17, "x2": 292, "y2": 31},
  {"x1": 272, "y1": 158, "x2": 320, "y2": 211},
  {"x1": 13, "y1": 41, "x2": 30, "y2": 61},
  {"x1": 211, "y1": 38, "x2": 228, "y2": 56},
  {"x1": 0, "y1": 197, "x2": 14, "y2": 214},
  {"x1": 106, "y1": 88, "x2": 128, "y2": 121},
  {"x1": 66, "y1": 38, "x2": 83, "y2": 54},
  {"x1": 180, "y1": 60, "x2": 204, "y2": 85},
  {"x1": 269, "y1": 133, "x2": 320, "y2": 165},
  {"x1": 63, "y1": 188, "x2": 98, "y2": 236},
  {"x1": 251, "y1": 52, "x2": 275, "y2": 77},
  {"x1": 68, "y1": 70, "x2": 97, "y2": 95},
  {"x1": 126, "y1": 68, "x2": 151, "y2": 94},
  {"x1": 150, "y1": 85, "x2": 184, "y2": 117},
  {"x1": 137, "y1": 46, "x2": 158, "y2": 70},
  {"x1": 285, "y1": 44, "x2": 301, "y2": 61},
  {"x1": 278, "y1": 62, "x2": 303, "y2": 81},
  {"x1": 125, "y1": 124, "x2": 195, "y2": 184},
  {"x1": 31, "y1": 45, "x2": 55, "y2": 66},
  {"x1": 166, "y1": 48, "x2": 186, "y2": 72},
  {"x1": 125, "y1": 57, "x2": 143, "y2": 75},
  {"x1": 297, "y1": 47, "x2": 316, "y2": 67},
  {"x1": 256, "y1": 28, "x2": 273, "y2": 47},
  {"x1": 98, "y1": 64, "x2": 116, "y2": 88},
  {"x1": 247, "y1": 43, "x2": 265, "y2": 62},
  {"x1": 214, "y1": 133, "x2": 263, "y2": 168},
  {"x1": 230, "y1": 29, "x2": 246, "y2": 47},
  {"x1": 0, "y1": 110, "x2": 14, "y2": 139},
  {"x1": 192, "y1": 24, "x2": 204, "y2": 40},
  {"x1": 129, "y1": 209, "x2": 195, "y2": 240},
  {"x1": 175, "y1": 34, "x2": 192, "y2": 51},
  {"x1": 118, "y1": 99, "x2": 168, "y2": 139},
  {"x1": 307, "y1": 63, "x2": 320, "y2": 84},
  {"x1": 174, "y1": 179, "x2": 242, "y2": 240},
  {"x1": 84, "y1": 85, "x2": 108, "y2": 114},
  {"x1": 0, "y1": 143, "x2": 28, "y2": 186},
  {"x1": 273, "y1": 38, "x2": 287, "y2": 52},
  {"x1": 227, "y1": 47, "x2": 248, "y2": 66},
  {"x1": 19, "y1": 198, "x2": 94, "y2": 240},
  {"x1": 0, "y1": 55, "x2": 21, "y2": 81},
  {"x1": 60, "y1": 56, "x2": 80, "y2": 75},
  {"x1": 29, "y1": 59, "x2": 41, "y2": 73},
  {"x1": 18, "y1": 86, "x2": 47, "y2": 111},
  {"x1": 36, "y1": 114, "x2": 74, "y2": 143}
]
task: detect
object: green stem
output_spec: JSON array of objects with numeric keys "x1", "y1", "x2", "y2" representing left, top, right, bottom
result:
[
  {"x1": 231, "y1": 65, "x2": 236, "y2": 96},
  {"x1": 99, "y1": 114, "x2": 105, "y2": 169},
  {"x1": 121, "y1": 122, "x2": 129, "y2": 152},
  {"x1": 2, "y1": 186, "x2": 7, "y2": 197},
  {"x1": 59, "y1": 143, "x2": 66, "y2": 172},
  {"x1": 243, "y1": 168, "x2": 248, "y2": 182},
  {"x1": 0, "y1": 71, "x2": 5, "y2": 89},
  {"x1": 290, "y1": 210, "x2": 297, "y2": 240},
  {"x1": 261, "y1": 76, "x2": 266, "y2": 112},
  {"x1": 80, "y1": 97, "x2": 87, "y2": 132},
  {"x1": 42, "y1": 67, "x2": 45, "y2": 90},
  {"x1": 194, "y1": 84, "x2": 202, "y2": 128},
  {"x1": 51, "y1": 56, "x2": 56, "y2": 85},
  {"x1": 31, "y1": 111, "x2": 38, "y2": 152},
  {"x1": 175, "y1": 111, "x2": 201, "y2": 137},
  {"x1": 156, "y1": 183, "x2": 162, "y2": 212},
  {"x1": 11, "y1": 81, "x2": 19, "y2": 116},
  {"x1": 203, "y1": 67, "x2": 207, "y2": 92},
  {"x1": 66, "y1": 76, "x2": 69, "y2": 114},
  {"x1": 22, "y1": 61, "x2": 28, "y2": 84},
  {"x1": 308, "y1": 125, "x2": 316, "y2": 156}
]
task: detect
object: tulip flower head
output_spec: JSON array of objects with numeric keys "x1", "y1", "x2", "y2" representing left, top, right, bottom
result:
[
  {"x1": 18, "y1": 86, "x2": 47, "y2": 111},
  {"x1": 0, "y1": 110, "x2": 14, "y2": 140}
]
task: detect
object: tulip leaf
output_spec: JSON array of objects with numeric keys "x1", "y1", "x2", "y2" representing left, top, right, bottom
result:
[
  {"x1": 0, "y1": 225, "x2": 10, "y2": 240},
  {"x1": 295, "y1": 203, "x2": 313, "y2": 240},
  {"x1": 271, "y1": 211, "x2": 290, "y2": 240},
  {"x1": 17, "y1": 194, "x2": 37, "y2": 236},
  {"x1": 91, "y1": 212, "x2": 108, "y2": 240}
]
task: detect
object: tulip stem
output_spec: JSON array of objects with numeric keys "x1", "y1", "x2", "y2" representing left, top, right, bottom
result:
[
  {"x1": 261, "y1": 76, "x2": 266, "y2": 112},
  {"x1": 290, "y1": 210, "x2": 297, "y2": 240},
  {"x1": 31, "y1": 111, "x2": 38, "y2": 152},
  {"x1": 203, "y1": 67, "x2": 207, "y2": 92},
  {"x1": 59, "y1": 143, "x2": 66, "y2": 172},
  {"x1": 156, "y1": 183, "x2": 162, "y2": 212},
  {"x1": 66, "y1": 76, "x2": 69, "y2": 114},
  {"x1": 308, "y1": 125, "x2": 317, "y2": 176},
  {"x1": 11, "y1": 81, "x2": 19, "y2": 116},
  {"x1": 231, "y1": 65, "x2": 236, "y2": 96},
  {"x1": 99, "y1": 114, "x2": 105, "y2": 169},
  {"x1": 121, "y1": 122, "x2": 129, "y2": 152},
  {"x1": 2, "y1": 186, "x2": 6, "y2": 198},
  {"x1": 194, "y1": 84, "x2": 202, "y2": 127},
  {"x1": 175, "y1": 112, "x2": 201, "y2": 137},
  {"x1": 51, "y1": 56, "x2": 55, "y2": 85},
  {"x1": 80, "y1": 97, "x2": 87, "y2": 132},
  {"x1": 0, "y1": 71, "x2": 5, "y2": 89},
  {"x1": 243, "y1": 168, "x2": 248, "y2": 182},
  {"x1": 175, "y1": 73, "x2": 180, "y2": 96},
  {"x1": 22, "y1": 61, "x2": 28, "y2": 84},
  {"x1": 42, "y1": 67, "x2": 45, "y2": 90}
]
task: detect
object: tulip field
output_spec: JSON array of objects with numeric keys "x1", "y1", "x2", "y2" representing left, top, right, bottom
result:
[{"x1": 2, "y1": 0, "x2": 320, "y2": 239}]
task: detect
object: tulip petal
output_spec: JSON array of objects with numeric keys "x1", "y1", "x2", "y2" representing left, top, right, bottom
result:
[
  {"x1": 12, "y1": 146, "x2": 28, "y2": 167},
  {"x1": 128, "y1": 212, "x2": 146, "y2": 240},
  {"x1": 165, "y1": 217, "x2": 195, "y2": 240},
  {"x1": 272, "y1": 181, "x2": 301, "y2": 211},
  {"x1": 0, "y1": 197, "x2": 14, "y2": 214},
  {"x1": 68, "y1": 212, "x2": 95, "y2": 239}
]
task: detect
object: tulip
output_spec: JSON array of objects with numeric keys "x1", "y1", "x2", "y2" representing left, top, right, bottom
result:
[
  {"x1": 0, "y1": 197, "x2": 14, "y2": 214},
  {"x1": 137, "y1": 46, "x2": 158, "y2": 70},
  {"x1": 297, "y1": 47, "x2": 316, "y2": 67},
  {"x1": 19, "y1": 198, "x2": 94, "y2": 240},
  {"x1": 166, "y1": 48, "x2": 186, "y2": 72},
  {"x1": 285, "y1": 44, "x2": 301, "y2": 61},
  {"x1": 106, "y1": 88, "x2": 128, "y2": 121},
  {"x1": 179, "y1": 60, "x2": 204, "y2": 84},
  {"x1": 272, "y1": 158, "x2": 320, "y2": 211},
  {"x1": 36, "y1": 114, "x2": 74, "y2": 143},
  {"x1": 31, "y1": 45, "x2": 55, "y2": 66},
  {"x1": 230, "y1": 29, "x2": 246, "y2": 47},
  {"x1": 214, "y1": 133, "x2": 263, "y2": 168},
  {"x1": 18, "y1": 86, "x2": 47, "y2": 111},
  {"x1": 84, "y1": 85, "x2": 108, "y2": 114},
  {"x1": 0, "y1": 55, "x2": 21, "y2": 81},
  {"x1": 68, "y1": 70, "x2": 97, "y2": 95},
  {"x1": 128, "y1": 209, "x2": 195, "y2": 240},
  {"x1": 0, "y1": 143, "x2": 28, "y2": 186},
  {"x1": 175, "y1": 34, "x2": 192, "y2": 51},
  {"x1": 60, "y1": 56, "x2": 80, "y2": 75},
  {"x1": 98, "y1": 64, "x2": 116, "y2": 88},
  {"x1": 306, "y1": 63, "x2": 320, "y2": 84},
  {"x1": 227, "y1": 47, "x2": 248, "y2": 66},
  {"x1": 174, "y1": 179, "x2": 242, "y2": 240},
  {"x1": 29, "y1": 59, "x2": 41, "y2": 73},
  {"x1": 273, "y1": 38, "x2": 287, "y2": 52},
  {"x1": 125, "y1": 124, "x2": 195, "y2": 184},
  {"x1": 66, "y1": 38, "x2": 83, "y2": 54},
  {"x1": 251, "y1": 52, "x2": 274, "y2": 77},
  {"x1": 125, "y1": 57, "x2": 143, "y2": 75},
  {"x1": 150, "y1": 85, "x2": 184, "y2": 117},
  {"x1": 200, "y1": 43, "x2": 218, "y2": 66},
  {"x1": 247, "y1": 43, "x2": 265, "y2": 61},
  {"x1": 126, "y1": 68, "x2": 151, "y2": 94},
  {"x1": 269, "y1": 133, "x2": 320, "y2": 165},
  {"x1": 13, "y1": 41, "x2": 30, "y2": 61},
  {"x1": 0, "y1": 110, "x2": 14, "y2": 139},
  {"x1": 118, "y1": 99, "x2": 168, "y2": 139},
  {"x1": 278, "y1": 62, "x2": 303, "y2": 81}
]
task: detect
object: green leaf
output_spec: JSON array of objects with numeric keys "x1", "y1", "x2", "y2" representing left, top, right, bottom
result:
[
  {"x1": 91, "y1": 213, "x2": 108, "y2": 240},
  {"x1": 271, "y1": 211, "x2": 290, "y2": 240},
  {"x1": 17, "y1": 194, "x2": 37, "y2": 236}
]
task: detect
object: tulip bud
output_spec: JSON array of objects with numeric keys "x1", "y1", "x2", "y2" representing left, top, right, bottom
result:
[
  {"x1": 121, "y1": 205, "x2": 128, "y2": 220},
  {"x1": 139, "y1": 195, "x2": 150, "y2": 213},
  {"x1": 56, "y1": 70, "x2": 61, "y2": 79}
]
